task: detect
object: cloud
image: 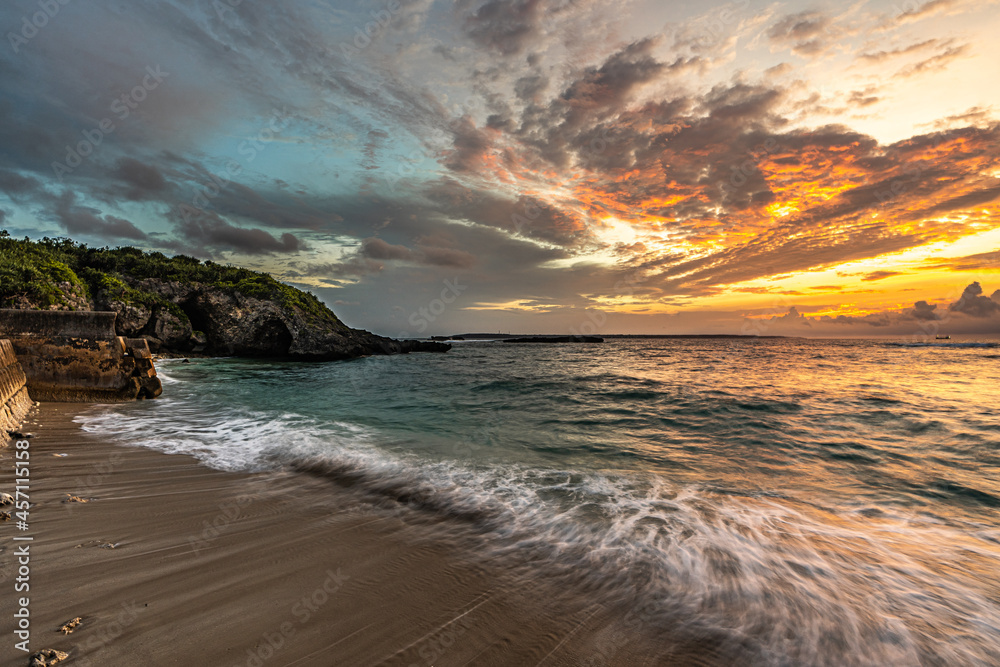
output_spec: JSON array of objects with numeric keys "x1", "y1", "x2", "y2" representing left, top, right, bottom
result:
[
  {"x1": 910, "y1": 300, "x2": 941, "y2": 320},
  {"x1": 358, "y1": 235, "x2": 475, "y2": 269},
  {"x1": 0, "y1": 0, "x2": 998, "y2": 335},
  {"x1": 52, "y1": 192, "x2": 147, "y2": 241},
  {"x1": 922, "y1": 250, "x2": 1000, "y2": 271},
  {"x1": 172, "y1": 206, "x2": 304, "y2": 255},
  {"x1": 766, "y1": 11, "x2": 834, "y2": 57},
  {"x1": 360, "y1": 237, "x2": 413, "y2": 261},
  {"x1": 112, "y1": 158, "x2": 170, "y2": 201},
  {"x1": 443, "y1": 117, "x2": 495, "y2": 173},
  {"x1": 416, "y1": 243, "x2": 476, "y2": 268},
  {"x1": 896, "y1": 43, "x2": 971, "y2": 78},
  {"x1": 862, "y1": 270, "x2": 905, "y2": 281},
  {"x1": 856, "y1": 38, "x2": 941, "y2": 64},
  {"x1": 949, "y1": 282, "x2": 1000, "y2": 317},
  {"x1": 895, "y1": 0, "x2": 961, "y2": 24},
  {"x1": 458, "y1": 0, "x2": 545, "y2": 56}
]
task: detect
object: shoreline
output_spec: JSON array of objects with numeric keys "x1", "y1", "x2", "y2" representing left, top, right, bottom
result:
[{"x1": 1, "y1": 403, "x2": 668, "y2": 666}]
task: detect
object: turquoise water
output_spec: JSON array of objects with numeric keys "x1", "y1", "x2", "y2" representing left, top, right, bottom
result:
[{"x1": 80, "y1": 337, "x2": 1000, "y2": 665}]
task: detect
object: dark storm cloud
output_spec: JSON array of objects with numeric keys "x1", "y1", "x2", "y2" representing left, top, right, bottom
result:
[
  {"x1": 949, "y1": 282, "x2": 1000, "y2": 318},
  {"x1": 361, "y1": 237, "x2": 414, "y2": 261},
  {"x1": 113, "y1": 158, "x2": 170, "y2": 201},
  {"x1": 910, "y1": 300, "x2": 941, "y2": 320},
  {"x1": 417, "y1": 244, "x2": 476, "y2": 268},
  {"x1": 0, "y1": 168, "x2": 42, "y2": 198},
  {"x1": 171, "y1": 206, "x2": 304, "y2": 255},
  {"x1": 353, "y1": 234, "x2": 476, "y2": 269},
  {"x1": 52, "y1": 192, "x2": 147, "y2": 241}
]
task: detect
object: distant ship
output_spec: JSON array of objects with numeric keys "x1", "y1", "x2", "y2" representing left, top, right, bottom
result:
[{"x1": 936, "y1": 336, "x2": 951, "y2": 340}]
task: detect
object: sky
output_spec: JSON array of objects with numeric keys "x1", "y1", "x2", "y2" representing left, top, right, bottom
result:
[{"x1": 1, "y1": 0, "x2": 999, "y2": 337}]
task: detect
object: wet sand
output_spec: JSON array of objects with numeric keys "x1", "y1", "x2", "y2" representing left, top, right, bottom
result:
[{"x1": 0, "y1": 403, "x2": 677, "y2": 667}]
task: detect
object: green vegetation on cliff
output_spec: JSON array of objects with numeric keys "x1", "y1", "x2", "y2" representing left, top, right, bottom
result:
[
  {"x1": 0, "y1": 232, "x2": 341, "y2": 326},
  {"x1": 0, "y1": 233, "x2": 88, "y2": 308}
]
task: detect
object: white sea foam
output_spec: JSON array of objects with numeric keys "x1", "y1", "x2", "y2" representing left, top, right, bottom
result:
[{"x1": 76, "y1": 398, "x2": 1000, "y2": 666}]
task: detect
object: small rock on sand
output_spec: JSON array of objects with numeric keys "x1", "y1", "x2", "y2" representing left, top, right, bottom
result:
[
  {"x1": 28, "y1": 649, "x2": 69, "y2": 666},
  {"x1": 58, "y1": 617, "x2": 82, "y2": 635}
]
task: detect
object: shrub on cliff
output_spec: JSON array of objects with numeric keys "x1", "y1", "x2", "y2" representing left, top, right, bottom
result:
[
  {"x1": 0, "y1": 232, "x2": 340, "y2": 326},
  {"x1": 0, "y1": 232, "x2": 89, "y2": 309}
]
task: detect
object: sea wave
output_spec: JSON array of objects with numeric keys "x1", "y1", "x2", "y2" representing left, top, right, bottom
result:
[{"x1": 77, "y1": 401, "x2": 1000, "y2": 666}]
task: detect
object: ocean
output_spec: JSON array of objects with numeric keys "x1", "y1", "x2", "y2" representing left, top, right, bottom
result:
[{"x1": 78, "y1": 337, "x2": 1000, "y2": 665}]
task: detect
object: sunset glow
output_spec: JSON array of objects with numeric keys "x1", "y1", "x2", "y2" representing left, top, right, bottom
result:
[{"x1": 1, "y1": 0, "x2": 998, "y2": 335}]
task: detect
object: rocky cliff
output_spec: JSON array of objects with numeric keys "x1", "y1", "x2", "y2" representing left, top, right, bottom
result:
[{"x1": 0, "y1": 234, "x2": 448, "y2": 360}]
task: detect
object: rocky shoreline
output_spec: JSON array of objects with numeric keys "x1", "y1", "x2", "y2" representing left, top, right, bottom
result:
[
  {"x1": 1, "y1": 236, "x2": 451, "y2": 362},
  {"x1": 92, "y1": 278, "x2": 450, "y2": 359}
]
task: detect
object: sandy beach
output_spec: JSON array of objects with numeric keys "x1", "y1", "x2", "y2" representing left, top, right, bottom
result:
[{"x1": 1, "y1": 403, "x2": 678, "y2": 667}]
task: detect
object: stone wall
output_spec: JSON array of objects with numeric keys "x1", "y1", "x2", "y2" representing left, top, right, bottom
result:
[
  {"x1": 1, "y1": 339, "x2": 33, "y2": 436},
  {"x1": 0, "y1": 310, "x2": 117, "y2": 338},
  {"x1": 0, "y1": 310, "x2": 161, "y2": 402}
]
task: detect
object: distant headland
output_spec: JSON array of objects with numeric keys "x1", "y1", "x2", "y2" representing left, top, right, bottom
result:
[{"x1": 432, "y1": 333, "x2": 796, "y2": 341}]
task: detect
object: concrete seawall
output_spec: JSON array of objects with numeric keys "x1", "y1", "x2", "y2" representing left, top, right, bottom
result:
[
  {"x1": 0, "y1": 310, "x2": 162, "y2": 402},
  {"x1": 1, "y1": 339, "x2": 33, "y2": 436}
]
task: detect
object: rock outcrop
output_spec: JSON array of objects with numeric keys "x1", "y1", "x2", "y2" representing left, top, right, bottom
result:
[{"x1": 93, "y1": 279, "x2": 450, "y2": 359}]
